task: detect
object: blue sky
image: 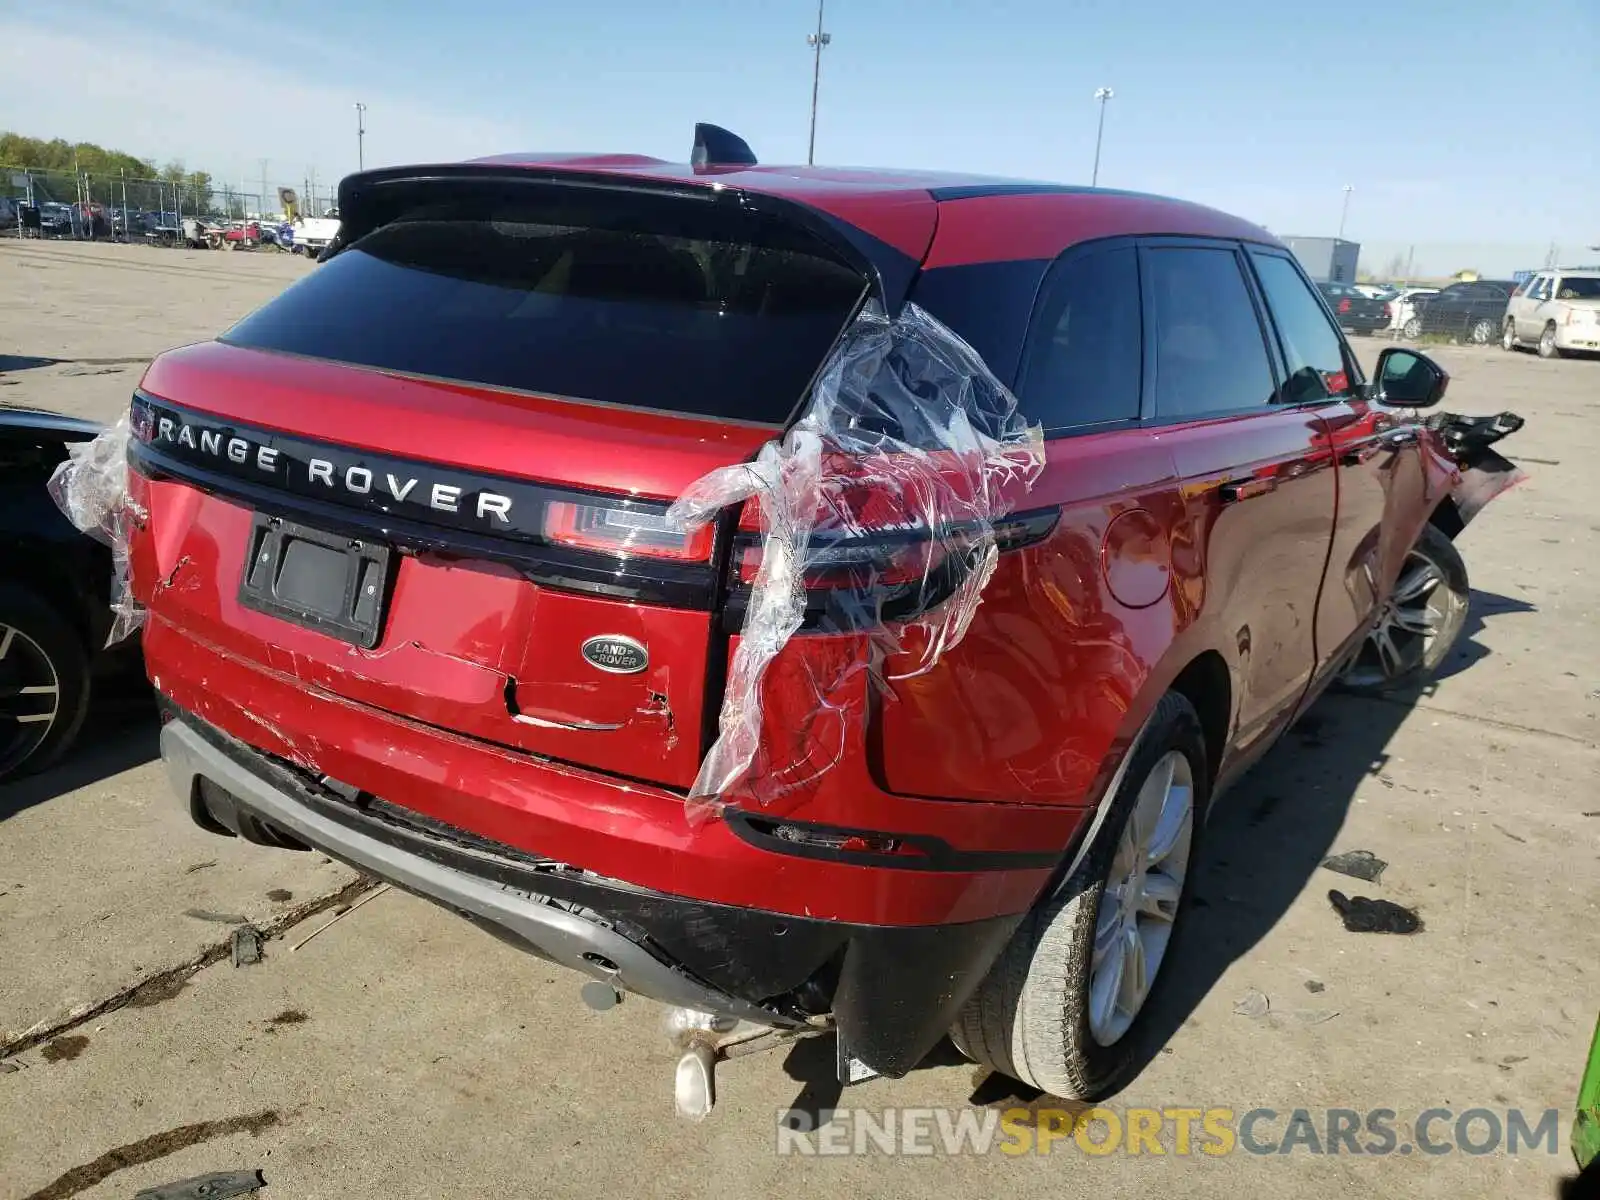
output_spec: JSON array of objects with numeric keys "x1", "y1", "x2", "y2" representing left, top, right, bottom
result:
[{"x1": 3, "y1": 0, "x2": 1597, "y2": 275}]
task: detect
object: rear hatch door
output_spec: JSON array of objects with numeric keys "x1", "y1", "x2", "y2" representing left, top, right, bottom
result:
[{"x1": 132, "y1": 170, "x2": 934, "y2": 791}]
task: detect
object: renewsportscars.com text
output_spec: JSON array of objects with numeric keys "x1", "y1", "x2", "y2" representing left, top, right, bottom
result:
[{"x1": 775, "y1": 1106, "x2": 1565, "y2": 1158}]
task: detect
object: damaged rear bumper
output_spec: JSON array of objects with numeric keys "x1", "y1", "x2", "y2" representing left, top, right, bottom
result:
[{"x1": 159, "y1": 706, "x2": 1025, "y2": 1077}]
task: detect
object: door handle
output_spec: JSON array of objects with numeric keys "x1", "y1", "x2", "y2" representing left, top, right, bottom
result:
[
  {"x1": 1219, "y1": 477, "x2": 1277, "y2": 503},
  {"x1": 1382, "y1": 429, "x2": 1419, "y2": 450}
]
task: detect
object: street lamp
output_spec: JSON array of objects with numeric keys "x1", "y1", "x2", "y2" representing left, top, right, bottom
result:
[
  {"x1": 354, "y1": 102, "x2": 367, "y2": 171},
  {"x1": 1338, "y1": 184, "x2": 1354, "y2": 240},
  {"x1": 1091, "y1": 87, "x2": 1114, "y2": 187},
  {"x1": 806, "y1": 0, "x2": 831, "y2": 166}
]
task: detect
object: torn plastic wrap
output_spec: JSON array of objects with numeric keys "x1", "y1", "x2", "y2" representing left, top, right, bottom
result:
[
  {"x1": 47, "y1": 413, "x2": 146, "y2": 645},
  {"x1": 667, "y1": 302, "x2": 1046, "y2": 816}
]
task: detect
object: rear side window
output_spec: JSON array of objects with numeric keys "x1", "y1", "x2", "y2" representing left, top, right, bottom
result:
[
  {"x1": 1146, "y1": 247, "x2": 1276, "y2": 418},
  {"x1": 1017, "y1": 246, "x2": 1142, "y2": 431},
  {"x1": 1250, "y1": 252, "x2": 1357, "y2": 404},
  {"x1": 224, "y1": 211, "x2": 866, "y2": 423}
]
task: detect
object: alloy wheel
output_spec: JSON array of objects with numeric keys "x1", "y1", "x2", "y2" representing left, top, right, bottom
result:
[
  {"x1": 1089, "y1": 749, "x2": 1193, "y2": 1046},
  {"x1": 1540, "y1": 326, "x2": 1558, "y2": 358},
  {"x1": 0, "y1": 622, "x2": 62, "y2": 776},
  {"x1": 1342, "y1": 553, "x2": 1449, "y2": 688},
  {"x1": 1502, "y1": 320, "x2": 1517, "y2": 351},
  {"x1": 1470, "y1": 319, "x2": 1494, "y2": 345}
]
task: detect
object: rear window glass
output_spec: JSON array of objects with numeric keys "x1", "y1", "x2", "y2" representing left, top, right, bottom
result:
[{"x1": 224, "y1": 212, "x2": 866, "y2": 423}]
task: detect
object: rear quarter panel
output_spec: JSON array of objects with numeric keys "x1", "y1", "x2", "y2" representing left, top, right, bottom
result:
[{"x1": 872, "y1": 427, "x2": 1236, "y2": 811}]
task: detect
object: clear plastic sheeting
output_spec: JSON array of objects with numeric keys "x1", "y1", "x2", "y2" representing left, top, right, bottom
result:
[
  {"x1": 667, "y1": 301, "x2": 1046, "y2": 814},
  {"x1": 47, "y1": 414, "x2": 146, "y2": 645}
]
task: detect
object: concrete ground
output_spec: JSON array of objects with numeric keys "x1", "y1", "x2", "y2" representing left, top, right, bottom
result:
[{"x1": 1, "y1": 239, "x2": 1595, "y2": 1199}]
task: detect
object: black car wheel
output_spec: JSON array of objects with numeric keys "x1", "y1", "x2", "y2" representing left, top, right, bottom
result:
[
  {"x1": 1469, "y1": 318, "x2": 1495, "y2": 345},
  {"x1": 0, "y1": 584, "x2": 92, "y2": 780}
]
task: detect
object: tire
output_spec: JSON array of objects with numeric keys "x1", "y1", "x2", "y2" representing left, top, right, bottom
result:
[
  {"x1": 1402, "y1": 317, "x2": 1421, "y2": 339},
  {"x1": 1502, "y1": 319, "x2": 1518, "y2": 352},
  {"x1": 1338, "y1": 523, "x2": 1469, "y2": 695},
  {"x1": 1469, "y1": 318, "x2": 1495, "y2": 346},
  {"x1": 1538, "y1": 323, "x2": 1562, "y2": 360},
  {"x1": 0, "y1": 584, "x2": 92, "y2": 781},
  {"x1": 950, "y1": 691, "x2": 1209, "y2": 1099}
]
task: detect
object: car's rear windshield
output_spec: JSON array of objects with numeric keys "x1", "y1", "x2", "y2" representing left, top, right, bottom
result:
[
  {"x1": 223, "y1": 203, "x2": 867, "y2": 423},
  {"x1": 1557, "y1": 276, "x2": 1600, "y2": 299}
]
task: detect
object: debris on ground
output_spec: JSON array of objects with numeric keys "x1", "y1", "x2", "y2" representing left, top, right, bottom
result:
[
  {"x1": 288, "y1": 883, "x2": 388, "y2": 951},
  {"x1": 0, "y1": 1060, "x2": 18, "y2": 1074},
  {"x1": 1290, "y1": 1009, "x2": 1340, "y2": 1026},
  {"x1": 231, "y1": 925, "x2": 265, "y2": 967},
  {"x1": 1233, "y1": 990, "x2": 1271, "y2": 1019},
  {"x1": 1328, "y1": 890, "x2": 1423, "y2": 934},
  {"x1": 183, "y1": 909, "x2": 249, "y2": 925},
  {"x1": 1305, "y1": 980, "x2": 1326, "y2": 994},
  {"x1": 1320, "y1": 849, "x2": 1388, "y2": 883},
  {"x1": 134, "y1": 1170, "x2": 267, "y2": 1199}
]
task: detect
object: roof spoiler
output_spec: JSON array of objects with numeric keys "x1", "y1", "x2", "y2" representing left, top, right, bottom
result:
[
  {"x1": 691, "y1": 124, "x2": 757, "y2": 169},
  {"x1": 323, "y1": 162, "x2": 920, "y2": 315}
]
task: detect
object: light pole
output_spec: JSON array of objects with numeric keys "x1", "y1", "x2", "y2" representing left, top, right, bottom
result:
[
  {"x1": 1338, "y1": 184, "x2": 1354, "y2": 239},
  {"x1": 354, "y1": 102, "x2": 367, "y2": 171},
  {"x1": 1091, "y1": 87, "x2": 1114, "y2": 187},
  {"x1": 805, "y1": 0, "x2": 831, "y2": 166}
]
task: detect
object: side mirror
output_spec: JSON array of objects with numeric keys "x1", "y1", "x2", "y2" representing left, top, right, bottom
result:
[{"x1": 1373, "y1": 347, "x2": 1449, "y2": 409}]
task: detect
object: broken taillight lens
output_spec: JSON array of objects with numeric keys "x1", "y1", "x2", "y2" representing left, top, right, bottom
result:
[{"x1": 543, "y1": 500, "x2": 714, "y2": 562}]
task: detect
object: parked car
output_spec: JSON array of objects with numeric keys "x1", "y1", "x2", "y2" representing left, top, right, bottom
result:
[
  {"x1": 119, "y1": 127, "x2": 1522, "y2": 1114},
  {"x1": 1404, "y1": 279, "x2": 1517, "y2": 343},
  {"x1": 1502, "y1": 269, "x2": 1600, "y2": 358},
  {"x1": 37, "y1": 202, "x2": 74, "y2": 237},
  {"x1": 0, "y1": 407, "x2": 117, "y2": 781},
  {"x1": 1317, "y1": 281, "x2": 1391, "y2": 334},
  {"x1": 1388, "y1": 286, "x2": 1439, "y2": 331}
]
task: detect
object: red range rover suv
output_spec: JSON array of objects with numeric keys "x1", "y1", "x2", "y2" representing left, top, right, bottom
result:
[{"x1": 126, "y1": 127, "x2": 1468, "y2": 1105}]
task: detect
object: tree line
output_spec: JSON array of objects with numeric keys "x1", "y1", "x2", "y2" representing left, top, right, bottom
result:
[{"x1": 1, "y1": 132, "x2": 215, "y2": 214}]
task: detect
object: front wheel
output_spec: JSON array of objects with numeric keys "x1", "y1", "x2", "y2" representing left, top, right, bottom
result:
[
  {"x1": 1338, "y1": 523, "x2": 1469, "y2": 694},
  {"x1": 1469, "y1": 318, "x2": 1495, "y2": 345},
  {"x1": 950, "y1": 692, "x2": 1207, "y2": 1098}
]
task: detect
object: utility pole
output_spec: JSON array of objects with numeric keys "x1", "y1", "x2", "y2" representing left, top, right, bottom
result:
[
  {"x1": 1091, "y1": 88, "x2": 1114, "y2": 187},
  {"x1": 1338, "y1": 184, "x2": 1354, "y2": 240},
  {"x1": 259, "y1": 158, "x2": 269, "y2": 218},
  {"x1": 354, "y1": 102, "x2": 367, "y2": 171},
  {"x1": 805, "y1": 0, "x2": 831, "y2": 166}
]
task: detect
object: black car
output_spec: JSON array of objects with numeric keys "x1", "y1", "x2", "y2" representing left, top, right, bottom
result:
[
  {"x1": 0, "y1": 406, "x2": 118, "y2": 779},
  {"x1": 1316, "y1": 282, "x2": 1391, "y2": 334},
  {"x1": 1405, "y1": 279, "x2": 1516, "y2": 344}
]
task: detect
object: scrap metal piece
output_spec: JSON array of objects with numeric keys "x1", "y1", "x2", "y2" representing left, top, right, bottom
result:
[
  {"x1": 134, "y1": 1170, "x2": 266, "y2": 1200},
  {"x1": 230, "y1": 924, "x2": 265, "y2": 967},
  {"x1": 1327, "y1": 890, "x2": 1422, "y2": 934},
  {"x1": 1320, "y1": 849, "x2": 1388, "y2": 883}
]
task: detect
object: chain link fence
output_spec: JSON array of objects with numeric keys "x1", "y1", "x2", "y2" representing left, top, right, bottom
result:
[{"x1": 1, "y1": 165, "x2": 337, "y2": 247}]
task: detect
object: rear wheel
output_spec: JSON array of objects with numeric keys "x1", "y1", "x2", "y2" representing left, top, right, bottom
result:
[
  {"x1": 1402, "y1": 317, "x2": 1422, "y2": 339},
  {"x1": 950, "y1": 692, "x2": 1207, "y2": 1098},
  {"x1": 1502, "y1": 319, "x2": 1518, "y2": 351},
  {"x1": 1538, "y1": 322, "x2": 1562, "y2": 359},
  {"x1": 0, "y1": 585, "x2": 92, "y2": 781},
  {"x1": 1338, "y1": 524, "x2": 1469, "y2": 694},
  {"x1": 1469, "y1": 318, "x2": 1495, "y2": 345}
]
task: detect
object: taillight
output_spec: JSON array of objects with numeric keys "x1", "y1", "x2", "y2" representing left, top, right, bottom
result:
[
  {"x1": 1383, "y1": 302, "x2": 1393, "y2": 319},
  {"x1": 725, "y1": 507, "x2": 1058, "y2": 632},
  {"x1": 1338, "y1": 298, "x2": 1352, "y2": 314},
  {"x1": 544, "y1": 500, "x2": 714, "y2": 562}
]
